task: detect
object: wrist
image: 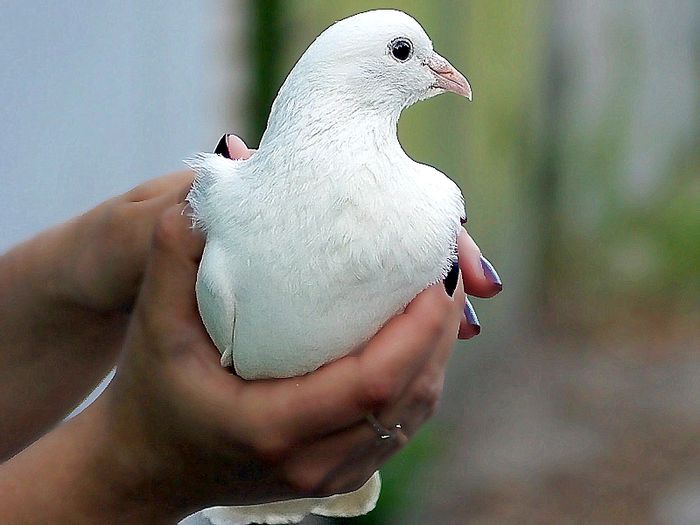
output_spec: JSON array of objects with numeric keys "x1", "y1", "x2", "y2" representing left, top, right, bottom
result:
[
  {"x1": 0, "y1": 396, "x2": 184, "y2": 524},
  {"x1": 82, "y1": 397, "x2": 188, "y2": 524},
  {"x1": 96, "y1": 386, "x2": 215, "y2": 523},
  {"x1": 0, "y1": 219, "x2": 129, "y2": 459}
]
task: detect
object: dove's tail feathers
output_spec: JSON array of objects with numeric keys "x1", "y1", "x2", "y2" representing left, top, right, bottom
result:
[
  {"x1": 184, "y1": 152, "x2": 237, "y2": 231},
  {"x1": 201, "y1": 472, "x2": 380, "y2": 525}
]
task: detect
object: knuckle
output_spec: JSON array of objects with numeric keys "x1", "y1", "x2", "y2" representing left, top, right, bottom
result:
[
  {"x1": 363, "y1": 375, "x2": 399, "y2": 409},
  {"x1": 151, "y1": 208, "x2": 183, "y2": 250},
  {"x1": 281, "y1": 454, "x2": 337, "y2": 498},
  {"x1": 245, "y1": 402, "x2": 300, "y2": 467},
  {"x1": 253, "y1": 434, "x2": 293, "y2": 466},
  {"x1": 412, "y1": 375, "x2": 443, "y2": 416}
]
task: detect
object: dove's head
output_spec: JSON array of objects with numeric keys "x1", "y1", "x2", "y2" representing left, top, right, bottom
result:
[{"x1": 273, "y1": 10, "x2": 471, "y2": 126}]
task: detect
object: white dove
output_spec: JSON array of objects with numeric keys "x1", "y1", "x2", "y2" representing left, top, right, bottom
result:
[{"x1": 185, "y1": 9, "x2": 471, "y2": 525}]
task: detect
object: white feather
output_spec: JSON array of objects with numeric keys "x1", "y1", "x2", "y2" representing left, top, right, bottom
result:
[{"x1": 185, "y1": 9, "x2": 466, "y2": 525}]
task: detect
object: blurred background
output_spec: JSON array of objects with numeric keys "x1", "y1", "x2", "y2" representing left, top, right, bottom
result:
[{"x1": 2, "y1": 1, "x2": 699, "y2": 524}]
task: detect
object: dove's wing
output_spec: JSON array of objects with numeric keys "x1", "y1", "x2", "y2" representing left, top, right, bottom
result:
[
  {"x1": 187, "y1": 152, "x2": 243, "y2": 367},
  {"x1": 196, "y1": 241, "x2": 236, "y2": 367}
]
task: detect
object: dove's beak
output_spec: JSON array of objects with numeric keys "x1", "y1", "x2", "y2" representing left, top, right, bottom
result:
[{"x1": 427, "y1": 52, "x2": 472, "y2": 101}]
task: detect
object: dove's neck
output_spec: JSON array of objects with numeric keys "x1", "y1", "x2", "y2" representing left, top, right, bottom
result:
[{"x1": 259, "y1": 81, "x2": 404, "y2": 159}]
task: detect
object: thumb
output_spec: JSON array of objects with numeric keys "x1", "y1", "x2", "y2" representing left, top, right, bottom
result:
[{"x1": 136, "y1": 203, "x2": 205, "y2": 324}]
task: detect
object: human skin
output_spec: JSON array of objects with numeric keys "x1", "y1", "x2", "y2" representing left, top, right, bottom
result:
[
  {"x1": 0, "y1": 202, "x2": 467, "y2": 523},
  {"x1": 0, "y1": 136, "x2": 501, "y2": 522},
  {"x1": 0, "y1": 171, "x2": 194, "y2": 460}
]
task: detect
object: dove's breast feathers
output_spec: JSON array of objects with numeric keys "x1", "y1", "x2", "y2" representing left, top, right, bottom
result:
[{"x1": 187, "y1": 141, "x2": 464, "y2": 380}]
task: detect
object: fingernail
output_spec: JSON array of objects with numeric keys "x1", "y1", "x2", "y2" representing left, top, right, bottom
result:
[
  {"x1": 443, "y1": 258, "x2": 460, "y2": 297},
  {"x1": 214, "y1": 134, "x2": 231, "y2": 158},
  {"x1": 480, "y1": 255, "x2": 502, "y2": 290},
  {"x1": 460, "y1": 202, "x2": 468, "y2": 224},
  {"x1": 464, "y1": 298, "x2": 481, "y2": 334}
]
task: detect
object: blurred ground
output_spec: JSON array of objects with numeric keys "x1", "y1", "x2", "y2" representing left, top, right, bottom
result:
[{"x1": 405, "y1": 316, "x2": 700, "y2": 525}]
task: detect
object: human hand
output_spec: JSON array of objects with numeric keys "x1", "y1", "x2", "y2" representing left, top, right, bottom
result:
[
  {"x1": 54, "y1": 171, "x2": 194, "y2": 311},
  {"x1": 0, "y1": 170, "x2": 197, "y2": 458},
  {"x1": 100, "y1": 201, "x2": 467, "y2": 521}
]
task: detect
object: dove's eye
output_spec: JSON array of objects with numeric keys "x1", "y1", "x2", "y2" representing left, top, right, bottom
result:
[{"x1": 389, "y1": 37, "x2": 413, "y2": 62}]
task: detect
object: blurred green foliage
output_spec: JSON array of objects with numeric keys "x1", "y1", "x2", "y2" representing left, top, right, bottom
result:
[{"x1": 249, "y1": 0, "x2": 284, "y2": 142}]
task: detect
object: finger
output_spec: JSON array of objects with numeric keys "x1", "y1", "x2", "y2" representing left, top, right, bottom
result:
[
  {"x1": 134, "y1": 188, "x2": 189, "y2": 219},
  {"x1": 284, "y1": 421, "x2": 403, "y2": 497},
  {"x1": 286, "y1": 323, "x2": 457, "y2": 496},
  {"x1": 136, "y1": 204, "x2": 205, "y2": 323},
  {"x1": 372, "y1": 371, "x2": 443, "y2": 446},
  {"x1": 458, "y1": 229, "x2": 502, "y2": 298},
  {"x1": 458, "y1": 297, "x2": 481, "y2": 339},
  {"x1": 431, "y1": 270, "x2": 464, "y2": 367},
  {"x1": 122, "y1": 171, "x2": 194, "y2": 203},
  {"x1": 367, "y1": 281, "x2": 463, "y2": 440},
  {"x1": 214, "y1": 133, "x2": 253, "y2": 160},
  {"x1": 248, "y1": 283, "x2": 460, "y2": 444},
  {"x1": 117, "y1": 189, "x2": 193, "y2": 274},
  {"x1": 382, "y1": 281, "x2": 462, "y2": 428},
  {"x1": 362, "y1": 283, "x2": 459, "y2": 384},
  {"x1": 367, "y1": 282, "x2": 463, "y2": 440}
]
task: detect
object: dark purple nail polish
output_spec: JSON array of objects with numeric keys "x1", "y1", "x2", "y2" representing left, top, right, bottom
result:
[
  {"x1": 443, "y1": 258, "x2": 459, "y2": 297},
  {"x1": 464, "y1": 298, "x2": 480, "y2": 334},
  {"x1": 214, "y1": 134, "x2": 231, "y2": 158},
  {"x1": 480, "y1": 255, "x2": 502, "y2": 290}
]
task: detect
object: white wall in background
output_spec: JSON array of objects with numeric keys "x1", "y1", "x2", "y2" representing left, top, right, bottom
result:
[{"x1": 0, "y1": 1, "x2": 248, "y2": 251}]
